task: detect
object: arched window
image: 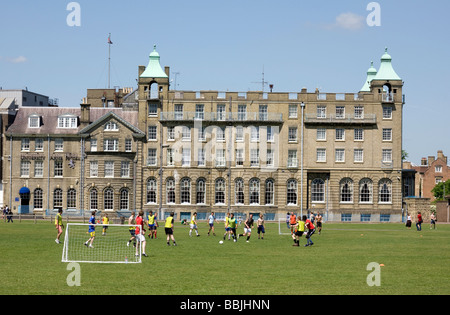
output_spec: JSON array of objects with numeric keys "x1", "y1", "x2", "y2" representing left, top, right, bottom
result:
[
  {"x1": 33, "y1": 188, "x2": 43, "y2": 210},
  {"x1": 249, "y1": 178, "x2": 260, "y2": 205},
  {"x1": 180, "y1": 178, "x2": 191, "y2": 204},
  {"x1": 166, "y1": 178, "x2": 175, "y2": 204},
  {"x1": 340, "y1": 178, "x2": 353, "y2": 203},
  {"x1": 235, "y1": 178, "x2": 244, "y2": 205},
  {"x1": 53, "y1": 188, "x2": 63, "y2": 210},
  {"x1": 215, "y1": 178, "x2": 225, "y2": 204},
  {"x1": 120, "y1": 189, "x2": 129, "y2": 210},
  {"x1": 104, "y1": 188, "x2": 114, "y2": 211},
  {"x1": 265, "y1": 179, "x2": 274, "y2": 205},
  {"x1": 146, "y1": 178, "x2": 157, "y2": 204},
  {"x1": 67, "y1": 188, "x2": 77, "y2": 209},
  {"x1": 379, "y1": 179, "x2": 392, "y2": 203},
  {"x1": 90, "y1": 189, "x2": 98, "y2": 210},
  {"x1": 311, "y1": 178, "x2": 325, "y2": 202},
  {"x1": 196, "y1": 178, "x2": 206, "y2": 204},
  {"x1": 359, "y1": 178, "x2": 373, "y2": 203},
  {"x1": 287, "y1": 179, "x2": 297, "y2": 205}
]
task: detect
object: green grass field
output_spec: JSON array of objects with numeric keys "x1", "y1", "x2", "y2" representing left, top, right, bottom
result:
[{"x1": 1, "y1": 220, "x2": 449, "y2": 295}]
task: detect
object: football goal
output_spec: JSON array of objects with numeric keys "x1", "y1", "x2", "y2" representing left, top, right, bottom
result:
[
  {"x1": 62, "y1": 223, "x2": 142, "y2": 264},
  {"x1": 279, "y1": 213, "x2": 298, "y2": 235}
]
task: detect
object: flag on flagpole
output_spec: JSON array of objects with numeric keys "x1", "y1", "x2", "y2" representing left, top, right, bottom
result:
[{"x1": 108, "y1": 33, "x2": 113, "y2": 45}]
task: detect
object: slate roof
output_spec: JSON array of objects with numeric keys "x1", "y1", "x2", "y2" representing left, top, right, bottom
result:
[{"x1": 5, "y1": 107, "x2": 141, "y2": 136}]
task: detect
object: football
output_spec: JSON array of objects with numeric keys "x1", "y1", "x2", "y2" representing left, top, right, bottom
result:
[{"x1": 219, "y1": 241, "x2": 223, "y2": 244}]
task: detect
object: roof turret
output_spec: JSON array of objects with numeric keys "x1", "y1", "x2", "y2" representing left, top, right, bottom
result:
[
  {"x1": 372, "y1": 48, "x2": 401, "y2": 81},
  {"x1": 360, "y1": 61, "x2": 378, "y2": 92},
  {"x1": 140, "y1": 45, "x2": 168, "y2": 79}
]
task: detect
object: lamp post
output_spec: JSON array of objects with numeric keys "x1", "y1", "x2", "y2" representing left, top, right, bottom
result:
[
  {"x1": 300, "y1": 102, "x2": 305, "y2": 219},
  {"x1": 159, "y1": 141, "x2": 169, "y2": 220}
]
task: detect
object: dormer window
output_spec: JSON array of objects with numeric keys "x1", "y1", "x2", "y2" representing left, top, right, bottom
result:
[
  {"x1": 28, "y1": 115, "x2": 40, "y2": 128},
  {"x1": 58, "y1": 115, "x2": 78, "y2": 128},
  {"x1": 105, "y1": 121, "x2": 119, "y2": 131}
]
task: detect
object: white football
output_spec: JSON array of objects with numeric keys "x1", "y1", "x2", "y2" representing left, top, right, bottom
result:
[{"x1": 219, "y1": 241, "x2": 224, "y2": 244}]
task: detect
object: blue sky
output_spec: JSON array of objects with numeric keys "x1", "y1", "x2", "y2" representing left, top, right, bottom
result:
[{"x1": 1, "y1": 0, "x2": 449, "y2": 165}]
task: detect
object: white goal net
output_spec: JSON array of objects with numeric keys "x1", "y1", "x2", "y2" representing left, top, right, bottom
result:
[
  {"x1": 62, "y1": 223, "x2": 142, "y2": 264},
  {"x1": 279, "y1": 213, "x2": 298, "y2": 235}
]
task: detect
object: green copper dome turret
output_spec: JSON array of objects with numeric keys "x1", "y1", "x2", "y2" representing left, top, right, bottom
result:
[
  {"x1": 372, "y1": 48, "x2": 401, "y2": 81},
  {"x1": 360, "y1": 61, "x2": 378, "y2": 92},
  {"x1": 140, "y1": 45, "x2": 169, "y2": 79}
]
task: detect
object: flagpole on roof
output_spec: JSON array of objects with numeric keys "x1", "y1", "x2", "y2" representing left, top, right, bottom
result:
[{"x1": 108, "y1": 33, "x2": 113, "y2": 89}]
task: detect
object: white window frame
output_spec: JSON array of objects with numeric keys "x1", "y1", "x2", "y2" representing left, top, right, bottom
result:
[
  {"x1": 288, "y1": 127, "x2": 298, "y2": 142},
  {"x1": 335, "y1": 149, "x2": 345, "y2": 162},
  {"x1": 104, "y1": 121, "x2": 119, "y2": 131},
  {"x1": 354, "y1": 149, "x2": 364, "y2": 163},
  {"x1": 90, "y1": 161, "x2": 98, "y2": 178},
  {"x1": 289, "y1": 104, "x2": 298, "y2": 118},
  {"x1": 182, "y1": 148, "x2": 191, "y2": 167},
  {"x1": 104, "y1": 139, "x2": 119, "y2": 152},
  {"x1": 20, "y1": 160, "x2": 31, "y2": 177},
  {"x1": 147, "y1": 149, "x2": 157, "y2": 166},
  {"x1": 35, "y1": 138, "x2": 44, "y2": 152},
  {"x1": 104, "y1": 161, "x2": 114, "y2": 178},
  {"x1": 148, "y1": 126, "x2": 157, "y2": 141},
  {"x1": 34, "y1": 160, "x2": 44, "y2": 177},
  {"x1": 336, "y1": 129, "x2": 345, "y2": 141},
  {"x1": 354, "y1": 129, "x2": 364, "y2": 141},
  {"x1": 382, "y1": 128, "x2": 392, "y2": 141},
  {"x1": 55, "y1": 138, "x2": 64, "y2": 152},
  {"x1": 28, "y1": 116, "x2": 40, "y2": 128},
  {"x1": 317, "y1": 128, "x2": 326, "y2": 141},
  {"x1": 121, "y1": 161, "x2": 130, "y2": 178},
  {"x1": 317, "y1": 148, "x2": 326, "y2": 162}
]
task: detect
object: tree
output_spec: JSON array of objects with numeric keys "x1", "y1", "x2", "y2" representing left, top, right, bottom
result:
[
  {"x1": 431, "y1": 180, "x2": 450, "y2": 201},
  {"x1": 402, "y1": 150, "x2": 408, "y2": 161}
]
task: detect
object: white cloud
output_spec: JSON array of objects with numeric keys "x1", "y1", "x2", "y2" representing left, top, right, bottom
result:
[
  {"x1": 9, "y1": 56, "x2": 27, "y2": 63},
  {"x1": 334, "y1": 12, "x2": 365, "y2": 31},
  {"x1": 0, "y1": 56, "x2": 28, "y2": 63}
]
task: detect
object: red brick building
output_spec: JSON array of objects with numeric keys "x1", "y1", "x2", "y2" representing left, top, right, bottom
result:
[{"x1": 409, "y1": 150, "x2": 450, "y2": 200}]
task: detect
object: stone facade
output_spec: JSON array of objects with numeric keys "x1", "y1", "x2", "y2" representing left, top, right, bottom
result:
[{"x1": 2, "y1": 48, "x2": 406, "y2": 222}]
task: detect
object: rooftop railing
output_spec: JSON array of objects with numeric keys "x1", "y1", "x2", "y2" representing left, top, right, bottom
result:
[
  {"x1": 304, "y1": 113, "x2": 377, "y2": 124},
  {"x1": 160, "y1": 111, "x2": 283, "y2": 122}
]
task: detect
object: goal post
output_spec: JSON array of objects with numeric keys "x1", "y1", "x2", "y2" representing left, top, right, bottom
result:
[
  {"x1": 279, "y1": 213, "x2": 299, "y2": 235},
  {"x1": 62, "y1": 223, "x2": 142, "y2": 264}
]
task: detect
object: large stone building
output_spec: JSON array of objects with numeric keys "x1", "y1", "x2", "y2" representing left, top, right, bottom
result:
[{"x1": 2, "y1": 47, "x2": 405, "y2": 222}]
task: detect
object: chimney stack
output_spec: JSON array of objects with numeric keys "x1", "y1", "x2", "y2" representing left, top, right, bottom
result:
[{"x1": 80, "y1": 103, "x2": 91, "y2": 128}]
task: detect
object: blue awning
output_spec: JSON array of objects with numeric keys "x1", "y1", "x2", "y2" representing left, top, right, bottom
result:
[{"x1": 19, "y1": 187, "x2": 30, "y2": 194}]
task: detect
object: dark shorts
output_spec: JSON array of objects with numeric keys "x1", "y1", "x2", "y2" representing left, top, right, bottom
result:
[
  {"x1": 129, "y1": 230, "x2": 135, "y2": 236},
  {"x1": 306, "y1": 229, "x2": 315, "y2": 238},
  {"x1": 148, "y1": 224, "x2": 156, "y2": 230},
  {"x1": 316, "y1": 222, "x2": 322, "y2": 227},
  {"x1": 257, "y1": 226, "x2": 265, "y2": 234},
  {"x1": 209, "y1": 223, "x2": 214, "y2": 228},
  {"x1": 165, "y1": 228, "x2": 173, "y2": 235},
  {"x1": 295, "y1": 230, "x2": 304, "y2": 237}
]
